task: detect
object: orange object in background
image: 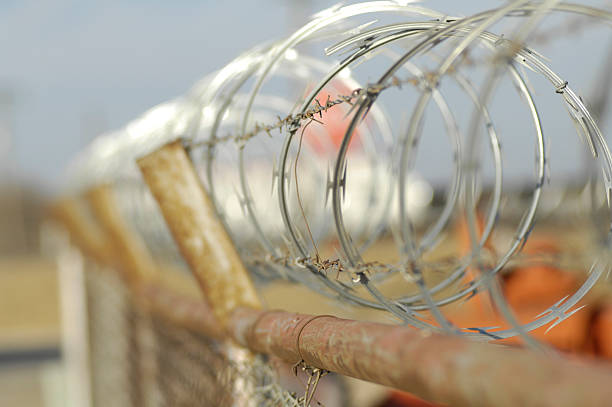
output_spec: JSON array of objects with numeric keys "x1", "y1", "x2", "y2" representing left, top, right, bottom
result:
[
  {"x1": 454, "y1": 214, "x2": 497, "y2": 316},
  {"x1": 378, "y1": 390, "x2": 441, "y2": 407},
  {"x1": 500, "y1": 237, "x2": 589, "y2": 351},
  {"x1": 503, "y1": 263, "x2": 576, "y2": 306},
  {"x1": 373, "y1": 217, "x2": 611, "y2": 406},
  {"x1": 593, "y1": 305, "x2": 612, "y2": 359},
  {"x1": 303, "y1": 82, "x2": 364, "y2": 154},
  {"x1": 452, "y1": 216, "x2": 594, "y2": 352}
]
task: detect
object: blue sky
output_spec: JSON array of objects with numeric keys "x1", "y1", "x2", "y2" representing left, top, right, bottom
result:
[
  {"x1": 0, "y1": 0, "x2": 610, "y2": 193},
  {"x1": 0, "y1": 0, "x2": 295, "y2": 189}
]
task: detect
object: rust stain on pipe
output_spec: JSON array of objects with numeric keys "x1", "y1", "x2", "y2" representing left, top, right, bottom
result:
[
  {"x1": 137, "y1": 141, "x2": 261, "y2": 326},
  {"x1": 229, "y1": 307, "x2": 612, "y2": 407}
]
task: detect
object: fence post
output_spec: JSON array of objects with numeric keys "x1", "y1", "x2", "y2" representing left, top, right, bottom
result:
[
  {"x1": 137, "y1": 140, "x2": 262, "y2": 325},
  {"x1": 86, "y1": 184, "x2": 157, "y2": 287}
]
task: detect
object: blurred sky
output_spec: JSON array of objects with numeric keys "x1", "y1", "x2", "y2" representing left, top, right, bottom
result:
[
  {"x1": 0, "y1": 0, "x2": 305, "y2": 190},
  {"x1": 0, "y1": 0, "x2": 610, "y2": 193}
]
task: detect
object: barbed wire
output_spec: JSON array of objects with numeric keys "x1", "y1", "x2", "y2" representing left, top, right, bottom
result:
[{"x1": 69, "y1": 1, "x2": 612, "y2": 353}]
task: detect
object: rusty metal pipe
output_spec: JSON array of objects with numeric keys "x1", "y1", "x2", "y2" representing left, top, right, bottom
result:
[
  {"x1": 137, "y1": 141, "x2": 261, "y2": 326},
  {"x1": 229, "y1": 307, "x2": 612, "y2": 407}
]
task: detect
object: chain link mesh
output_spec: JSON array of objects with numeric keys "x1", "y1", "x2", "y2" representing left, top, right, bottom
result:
[{"x1": 83, "y1": 266, "x2": 306, "y2": 407}]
